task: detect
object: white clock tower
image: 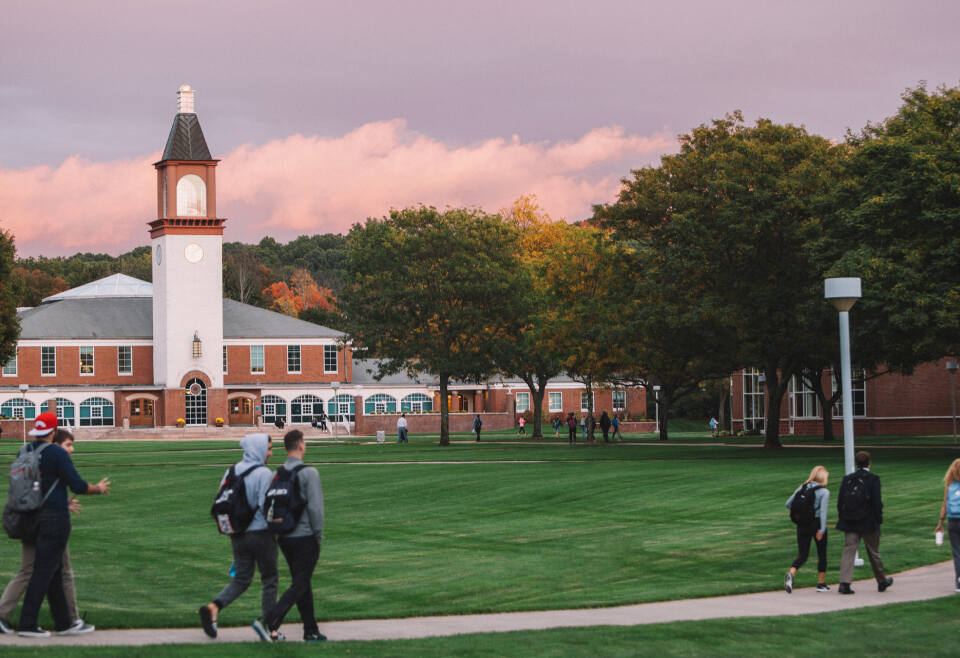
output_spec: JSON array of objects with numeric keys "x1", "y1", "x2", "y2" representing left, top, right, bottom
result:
[{"x1": 150, "y1": 85, "x2": 225, "y2": 423}]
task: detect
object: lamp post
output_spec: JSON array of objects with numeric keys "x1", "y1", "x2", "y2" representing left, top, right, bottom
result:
[
  {"x1": 652, "y1": 386, "x2": 660, "y2": 434},
  {"x1": 18, "y1": 383, "x2": 29, "y2": 444},
  {"x1": 947, "y1": 361, "x2": 958, "y2": 445},
  {"x1": 824, "y1": 278, "x2": 862, "y2": 476},
  {"x1": 330, "y1": 381, "x2": 340, "y2": 441}
]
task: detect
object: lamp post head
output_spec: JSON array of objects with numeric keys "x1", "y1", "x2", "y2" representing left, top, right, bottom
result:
[
  {"x1": 948, "y1": 361, "x2": 959, "y2": 374},
  {"x1": 18, "y1": 383, "x2": 29, "y2": 393},
  {"x1": 825, "y1": 277, "x2": 862, "y2": 312},
  {"x1": 652, "y1": 385, "x2": 660, "y2": 392},
  {"x1": 330, "y1": 381, "x2": 340, "y2": 391}
]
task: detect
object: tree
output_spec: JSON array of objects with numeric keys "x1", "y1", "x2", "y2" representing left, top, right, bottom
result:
[
  {"x1": 595, "y1": 112, "x2": 841, "y2": 448},
  {"x1": 263, "y1": 268, "x2": 334, "y2": 317},
  {"x1": 8, "y1": 267, "x2": 69, "y2": 307},
  {"x1": 338, "y1": 206, "x2": 526, "y2": 446},
  {"x1": 0, "y1": 230, "x2": 21, "y2": 368},
  {"x1": 223, "y1": 243, "x2": 270, "y2": 306}
]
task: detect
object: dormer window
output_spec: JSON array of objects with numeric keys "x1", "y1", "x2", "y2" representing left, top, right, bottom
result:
[{"x1": 176, "y1": 174, "x2": 206, "y2": 216}]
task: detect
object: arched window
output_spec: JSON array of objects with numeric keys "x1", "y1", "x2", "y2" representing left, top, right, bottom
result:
[
  {"x1": 1, "y1": 398, "x2": 36, "y2": 420},
  {"x1": 176, "y1": 174, "x2": 206, "y2": 216},
  {"x1": 401, "y1": 393, "x2": 433, "y2": 413},
  {"x1": 291, "y1": 394, "x2": 324, "y2": 424},
  {"x1": 79, "y1": 397, "x2": 114, "y2": 427},
  {"x1": 327, "y1": 394, "x2": 355, "y2": 422},
  {"x1": 261, "y1": 395, "x2": 287, "y2": 425},
  {"x1": 364, "y1": 393, "x2": 397, "y2": 414},
  {"x1": 184, "y1": 378, "x2": 206, "y2": 426},
  {"x1": 56, "y1": 398, "x2": 76, "y2": 427}
]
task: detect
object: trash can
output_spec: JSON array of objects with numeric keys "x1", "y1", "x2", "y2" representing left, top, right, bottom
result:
[{"x1": 376, "y1": 430, "x2": 386, "y2": 444}]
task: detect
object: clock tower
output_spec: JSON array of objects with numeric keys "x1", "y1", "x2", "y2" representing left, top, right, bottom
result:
[{"x1": 150, "y1": 85, "x2": 225, "y2": 423}]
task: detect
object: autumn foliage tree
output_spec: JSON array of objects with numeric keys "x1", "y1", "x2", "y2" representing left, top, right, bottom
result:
[{"x1": 263, "y1": 268, "x2": 335, "y2": 317}]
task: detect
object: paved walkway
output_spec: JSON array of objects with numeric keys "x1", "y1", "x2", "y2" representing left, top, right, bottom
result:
[{"x1": 0, "y1": 561, "x2": 954, "y2": 647}]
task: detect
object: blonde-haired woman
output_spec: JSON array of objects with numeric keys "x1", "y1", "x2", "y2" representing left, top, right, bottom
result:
[
  {"x1": 784, "y1": 465, "x2": 830, "y2": 593},
  {"x1": 934, "y1": 458, "x2": 960, "y2": 593}
]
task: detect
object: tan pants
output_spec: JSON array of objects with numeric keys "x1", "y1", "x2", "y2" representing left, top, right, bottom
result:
[
  {"x1": 839, "y1": 530, "x2": 887, "y2": 585},
  {"x1": 0, "y1": 542, "x2": 79, "y2": 621}
]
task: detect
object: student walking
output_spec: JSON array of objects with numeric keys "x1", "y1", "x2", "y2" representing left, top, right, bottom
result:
[
  {"x1": 397, "y1": 413, "x2": 408, "y2": 443},
  {"x1": 784, "y1": 465, "x2": 831, "y2": 593},
  {"x1": 473, "y1": 414, "x2": 483, "y2": 442},
  {"x1": 517, "y1": 416, "x2": 526, "y2": 436},
  {"x1": 552, "y1": 417, "x2": 561, "y2": 439},
  {"x1": 200, "y1": 434, "x2": 277, "y2": 639},
  {"x1": 13, "y1": 413, "x2": 110, "y2": 638},
  {"x1": 567, "y1": 413, "x2": 577, "y2": 445},
  {"x1": 611, "y1": 414, "x2": 622, "y2": 441},
  {"x1": 254, "y1": 430, "x2": 326, "y2": 642},
  {"x1": 836, "y1": 451, "x2": 893, "y2": 594},
  {"x1": 934, "y1": 458, "x2": 960, "y2": 593},
  {"x1": 0, "y1": 428, "x2": 92, "y2": 635},
  {"x1": 599, "y1": 411, "x2": 611, "y2": 442}
]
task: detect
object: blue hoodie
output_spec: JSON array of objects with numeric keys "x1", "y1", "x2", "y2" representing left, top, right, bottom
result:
[{"x1": 220, "y1": 434, "x2": 274, "y2": 532}]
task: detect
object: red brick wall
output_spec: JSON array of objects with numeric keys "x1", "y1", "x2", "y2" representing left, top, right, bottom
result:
[
  {"x1": 354, "y1": 412, "x2": 515, "y2": 436},
  {"x1": 224, "y1": 344, "x2": 349, "y2": 385},
  {"x1": 7, "y1": 346, "x2": 153, "y2": 386}
]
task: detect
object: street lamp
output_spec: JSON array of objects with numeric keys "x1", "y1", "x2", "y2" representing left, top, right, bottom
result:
[
  {"x1": 947, "y1": 361, "x2": 958, "y2": 445},
  {"x1": 18, "y1": 383, "x2": 29, "y2": 444},
  {"x1": 825, "y1": 277, "x2": 861, "y2": 476},
  {"x1": 652, "y1": 386, "x2": 661, "y2": 434},
  {"x1": 330, "y1": 381, "x2": 340, "y2": 441}
]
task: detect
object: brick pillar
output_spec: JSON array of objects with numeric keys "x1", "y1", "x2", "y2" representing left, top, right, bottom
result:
[
  {"x1": 353, "y1": 395, "x2": 364, "y2": 435},
  {"x1": 207, "y1": 388, "x2": 228, "y2": 427}
]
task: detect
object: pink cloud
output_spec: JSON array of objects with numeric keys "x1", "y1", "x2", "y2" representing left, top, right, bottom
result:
[{"x1": 0, "y1": 120, "x2": 676, "y2": 257}]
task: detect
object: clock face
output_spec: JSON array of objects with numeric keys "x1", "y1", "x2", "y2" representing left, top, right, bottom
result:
[
  {"x1": 155, "y1": 244, "x2": 162, "y2": 265},
  {"x1": 184, "y1": 243, "x2": 204, "y2": 263}
]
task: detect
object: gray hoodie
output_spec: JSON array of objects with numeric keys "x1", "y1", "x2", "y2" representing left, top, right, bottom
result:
[
  {"x1": 221, "y1": 433, "x2": 274, "y2": 532},
  {"x1": 283, "y1": 456, "x2": 324, "y2": 541},
  {"x1": 785, "y1": 483, "x2": 830, "y2": 534}
]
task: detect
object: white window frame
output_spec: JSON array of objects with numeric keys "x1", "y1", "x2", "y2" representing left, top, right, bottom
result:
[
  {"x1": 832, "y1": 368, "x2": 866, "y2": 417},
  {"x1": 41, "y1": 346, "x2": 56, "y2": 376},
  {"x1": 612, "y1": 390, "x2": 626, "y2": 412},
  {"x1": 287, "y1": 345, "x2": 301, "y2": 374},
  {"x1": 250, "y1": 346, "x2": 265, "y2": 374},
  {"x1": 117, "y1": 345, "x2": 132, "y2": 376},
  {"x1": 79, "y1": 346, "x2": 94, "y2": 376},
  {"x1": 176, "y1": 174, "x2": 206, "y2": 216},
  {"x1": 515, "y1": 391, "x2": 530, "y2": 413},
  {"x1": 789, "y1": 375, "x2": 819, "y2": 419},
  {"x1": 548, "y1": 391, "x2": 563, "y2": 412},
  {"x1": 2, "y1": 351, "x2": 16, "y2": 376},
  {"x1": 742, "y1": 368, "x2": 765, "y2": 431},
  {"x1": 580, "y1": 391, "x2": 595, "y2": 413},
  {"x1": 223, "y1": 346, "x2": 228, "y2": 374},
  {"x1": 324, "y1": 345, "x2": 338, "y2": 373}
]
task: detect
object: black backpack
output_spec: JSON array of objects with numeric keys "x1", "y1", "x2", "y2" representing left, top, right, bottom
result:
[
  {"x1": 263, "y1": 464, "x2": 307, "y2": 535},
  {"x1": 838, "y1": 473, "x2": 872, "y2": 521},
  {"x1": 211, "y1": 465, "x2": 260, "y2": 536},
  {"x1": 789, "y1": 483, "x2": 820, "y2": 531}
]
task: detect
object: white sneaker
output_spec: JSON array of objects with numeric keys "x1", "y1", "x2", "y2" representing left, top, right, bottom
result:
[
  {"x1": 18, "y1": 626, "x2": 51, "y2": 638},
  {"x1": 57, "y1": 619, "x2": 95, "y2": 635},
  {"x1": 0, "y1": 617, "x2": 13, "y2": 634},
  {"x1": 784, "y1": 572, "x2": 793, "y2": 594}
]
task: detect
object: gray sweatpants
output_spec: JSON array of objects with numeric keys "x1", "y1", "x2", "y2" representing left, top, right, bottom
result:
[
  {"x1": 213, "y1": 530, "x2": 278, "y2": 618},
  {"x1": 0, "y1": 542, "x2": 79, "y2": 622}
]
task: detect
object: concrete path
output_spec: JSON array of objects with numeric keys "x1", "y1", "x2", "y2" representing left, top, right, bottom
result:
[{"x1": 0, "y1": 561, "x2": 955, "y2": 647}]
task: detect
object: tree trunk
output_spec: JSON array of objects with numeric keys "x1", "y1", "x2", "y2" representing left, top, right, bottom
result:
[
  {"x1": 717, "y1": 385, "x2": 730, "y2": 432},
  {"x1": 439, "y1": 374, "x2": 450, "y2": 446},
  {"x1": 522, "y1": 374, "x2": 547, "y2": 439},
  {"x1": 659, "y1": 389, "x2": 670, "y2": 441},
  {"x1": 807, "y1": 369, "x2": 837, "y2": 442},
  {"x1": 763, "y1": 365, "x2": 784, "y2": 449},
  {"x1": 586, "y1": 380, "x2": 596, "y2": 443}
]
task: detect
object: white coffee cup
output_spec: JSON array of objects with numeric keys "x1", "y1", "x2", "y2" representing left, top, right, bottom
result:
[{"x1": 936, "y1": 531, "x2": 944, "y2": 546}]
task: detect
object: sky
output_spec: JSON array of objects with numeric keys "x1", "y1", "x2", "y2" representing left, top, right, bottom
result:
[{"x1": 1, "y1": 0, "x2": 958, "y2": 257}]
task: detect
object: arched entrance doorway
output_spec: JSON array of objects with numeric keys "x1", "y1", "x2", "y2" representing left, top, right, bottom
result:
[{"x1": 185, "y1": 378, "x2": 207, "y2": 426}]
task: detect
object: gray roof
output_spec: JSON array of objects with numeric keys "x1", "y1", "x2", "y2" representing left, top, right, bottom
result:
[
  {"x1": 350, "y1": 358, "x2": 436, "y2": 386},
  {"x1": 18, "y1": 297, "x2": 343, "y2": 340},
  {"x1": 161, "y1": 113, "x2": 213, "y2": 161}
]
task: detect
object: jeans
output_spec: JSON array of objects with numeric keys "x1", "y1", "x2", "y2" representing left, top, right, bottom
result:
[
  {"x1": 792, "y1": 529, "x2": 828, "y2": 572},
  {"x1": 265, "y1": 536, "x2": 320, "y2": 633},
  {"x1": 568, "y1": 427, "x2": 576, "y2": 444},
  {"x1": 398, "y1": 428, "x2": 408, "y2": 443},
  {"x1": 18, "y1": 509, "x2": 72, "y2": 631},
  {"x1": 214, "y1": 530, "x2": 278, "y2": 619},
  {"x1": 948, "y1": 518, "x2": 960, "y2": 588}
]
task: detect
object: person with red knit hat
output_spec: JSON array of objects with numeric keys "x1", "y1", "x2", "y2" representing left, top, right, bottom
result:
[{"x1": 12, "y1": 412, "x2": 110, "y2": 638}]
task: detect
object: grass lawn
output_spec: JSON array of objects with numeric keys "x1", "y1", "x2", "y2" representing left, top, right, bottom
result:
[
  {"x1": 2, "y1": 597, "x2": 959, "y2": 656},
  {"x1": 0, "y1": 434, "x2": 956, "y2": 635}
]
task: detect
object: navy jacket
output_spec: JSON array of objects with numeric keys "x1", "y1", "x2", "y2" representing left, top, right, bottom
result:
[
  {"x1": 836, "y1": 468, "x2": 883, "y2": 534},
  {"x1": 34, "y1": 440, "x2": 89, "y2": 512}
]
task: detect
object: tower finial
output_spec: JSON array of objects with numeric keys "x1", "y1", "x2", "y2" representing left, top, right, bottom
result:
[{"x1": 177, "y1": 84, "x2": 195, "y2": 114}]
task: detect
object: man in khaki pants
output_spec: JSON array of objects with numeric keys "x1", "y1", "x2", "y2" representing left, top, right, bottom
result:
[{"x1": 836, "y1": 451, "x2": 893, "y2": 595}]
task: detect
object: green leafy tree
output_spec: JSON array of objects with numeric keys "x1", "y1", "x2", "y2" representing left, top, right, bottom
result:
[
  {"x1": 338, "y1": 206, "x2": 525, "y2": 446},
  {"x1": 0, "y1": 230, "x2": 21, "y2": 368}
]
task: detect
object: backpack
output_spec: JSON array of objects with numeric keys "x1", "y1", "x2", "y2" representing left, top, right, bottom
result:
[
  {"x1": 838, "y1": 473, "x2": 872, "y2": 521},
  {"x1": 4, "y1": 442, "x2": 60, "y2": 540},
  {"x1": 948, "y1": 481, "x2": 960, "y2": 518},
  {"x1": 789, "y1": 483, "x2": 819, "y2": 532},
  {"x1": 211, "y1": 465, "x2": 260, "y2": 536},
  {"x1": 263, "y1": 465, "x2": 307, "y2": 535}
]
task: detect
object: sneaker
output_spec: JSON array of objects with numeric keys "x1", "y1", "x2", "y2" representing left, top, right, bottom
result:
[
  {"x1": 199, "y1": 605, "x2": 217, "y2": 638},
  {"x1": 878, "y1": 576, "x2": 894, "y2": 592},
  {"x1": 816, "y1": 583, "x2": 830, "y2": 592},
  {"x1": 56, "y1": 619, "x2": 95, "y2": 635},
  {"x1": 784, "y1": 572, "x2": 793, "y2": 594},
  {"x1": 18, "y1": 626, "x2": 51, "y2": 638},
  {"x1": 0, "y1": 617, "x2": 13, "y2": 634},
  {"x1": 252, "y1": 619, "x2": 285, "y2": 642},
  {"x1": 304, "y1": 631, "x2": 327, "y2": 642}
]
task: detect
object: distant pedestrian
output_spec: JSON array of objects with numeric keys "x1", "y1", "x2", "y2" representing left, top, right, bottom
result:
[
  {"x1": 611, "y1": 414, "x2": 622, "y2": 441},
  {"x1": 552, "y1": 417, "x2": 561, "y2": 439},
  {"x1": 310, "y1": 417, "x2": 319, "y2": 430},
  {"x1": 566, "y1": 414, "x2": 577, "y2": 445},
  {"x1": 274, "y1": 418, "x2": 285, "y2": 430},
  {"x1": 473, "y1": 415, "x2": 482, "y2": 442},
  {"x1": 709, "y1": 417, "x2": 719, "y2": 436},
  {"x1": 836, "y1": 451, "x2": 892, "y2": 595},
  {"x1": 599, "y1": 411, "x2": 611, "y2": 443},
  {"x1": 397, "y1": 413, "x2": 408, "y2": 444},
  {"x1": 934, "y1": 458, "x2": 960, "y2": 593},
  {"x1": 517, "y1": 416, "x2": 526, "y2": 436},
  {"x1": 318, "y1": 412, "x2": 328, "y2": 432},
  {"x1": 784, "y1": 465, "x2": 830, "y2": 593},
  {"x1": 253, "y1": 430, "x2": 326, "y2": 643},
  {"x1": 580, "y1": 415, "x2": 586, "y2": 439},
  {"x1": 200, "y1": 434, "x2": 277, "y2": 640}
]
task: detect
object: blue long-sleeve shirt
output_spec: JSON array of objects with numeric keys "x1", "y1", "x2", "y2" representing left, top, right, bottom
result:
[{"x1": 34, "y1": 440, "x2": 89, "y2": 512}]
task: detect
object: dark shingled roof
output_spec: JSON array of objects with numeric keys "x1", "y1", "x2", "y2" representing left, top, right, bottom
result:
[{"x1": 161, "y1": 113, "x2": 213, "y2": 161}]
